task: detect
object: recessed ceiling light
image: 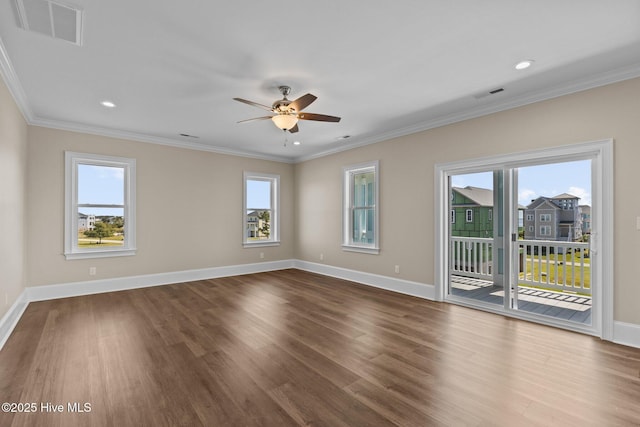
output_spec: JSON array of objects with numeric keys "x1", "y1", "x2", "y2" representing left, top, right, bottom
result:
[
  {"x1": 100, "y1": 100, "x2": 116, "y2": 108},
  {"x1": 293, "y1": 141, "x2": 301, "y2": 146},
  {"x1": 515, "y1": 60, "x2": 534, "y2": 70}
]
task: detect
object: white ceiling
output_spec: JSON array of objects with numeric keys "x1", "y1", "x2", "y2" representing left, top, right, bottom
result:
[{"x1": 2, "y1": 0, "x2": 640, "y2": 162}]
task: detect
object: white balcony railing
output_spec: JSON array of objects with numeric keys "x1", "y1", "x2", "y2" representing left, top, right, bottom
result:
[
  {"x1": 450, "y1": 236, "x2": 591, "y2": 295},
  {"x1": 450, "y1": 237, "x2": 493, "y2": 280}
]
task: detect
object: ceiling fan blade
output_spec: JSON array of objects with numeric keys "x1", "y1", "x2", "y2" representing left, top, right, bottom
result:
[
  {"x1": 298, "y1": 112, "x2": 341, "y2": 122},
  {"x1": 288, "y1": 124, "x2": 299, "y2": 133},
  {"x1": 288, "y1": 93, "x2": 317, "y2": 112},
  {"x1": 233, "y1": 98, "x2": 273, "y2": 111},
  {"x1": 237, "y1": 116, "x2": 272, "y2": 123}
]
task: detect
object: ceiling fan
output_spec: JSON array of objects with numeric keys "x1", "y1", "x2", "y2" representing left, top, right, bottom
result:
[{"x1": 233, "y1": 86, "x2": 341, "y2": 133}]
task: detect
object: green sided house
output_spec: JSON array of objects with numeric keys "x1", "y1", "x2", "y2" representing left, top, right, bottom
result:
[{"x1": 451, "y1": 186, "x2": 494, "y2": 237}]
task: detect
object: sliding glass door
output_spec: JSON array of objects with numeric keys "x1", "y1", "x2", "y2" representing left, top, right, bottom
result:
[{"x1": 437, "y1": 140, "x2": 612, "y2": 337}]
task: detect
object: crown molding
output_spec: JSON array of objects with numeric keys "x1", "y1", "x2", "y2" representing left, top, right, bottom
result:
[
  {"x1": 0, "y1": 36, "x2": 294, "y2": 163},
  {"x1": 29, "y1": 117, "x2": 294, "y2": 163},
  {"x1": 0, "y1": 36, "x2": 34, "y2": 122},
  {"x1": 292, "y1": 62, "x2": 640, "y2": 163},
  {"x1": 3, "y1": 30, "x2": 640, "y2": 165}
]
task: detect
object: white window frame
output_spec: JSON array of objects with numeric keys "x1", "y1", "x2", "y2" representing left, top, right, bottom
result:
[
  {"x1": 64, "y1": 152, "x2": 136, "y2": 260},
  {"x1": 342, "y1": 160, "x2": 379, "y2": 254},
  {"x1": 540, "y1": 225, "x2": 551, "y2": 236},
  {"x1": 540, "y1": 213, "x2": 551, "y2": 222},
  {"x1": 435, "y1": 139, "x2": 614, "y2": 341},
  {"x1": 243, "y1": 172, "x2": 280, "y2": 247},
  {"x1": 466, "y1": 209, "x2": 473, "y2": 222}
]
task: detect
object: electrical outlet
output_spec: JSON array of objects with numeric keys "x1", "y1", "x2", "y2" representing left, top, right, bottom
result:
[
  {"x1": 260, "y1": 252, "x2": 265, "y2": 259},
  {"x1": 320, "y1": 253, "x2": 324, "y2": 261},
  {"x1": 394, "y1": 265, "x2": 400, "y2": 274},
  {"x1": 89, "y1": 267, "x2": 96, "y2": 276}
]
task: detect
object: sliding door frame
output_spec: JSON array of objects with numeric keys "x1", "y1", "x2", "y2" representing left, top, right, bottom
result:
[{"x1": 434, "y1": 139, "x2": 613, "y2": 339}]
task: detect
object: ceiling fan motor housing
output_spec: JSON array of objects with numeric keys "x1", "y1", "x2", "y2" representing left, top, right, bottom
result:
[{"x1": 272, "y1": 99, "x2": 292, "y2": 113}]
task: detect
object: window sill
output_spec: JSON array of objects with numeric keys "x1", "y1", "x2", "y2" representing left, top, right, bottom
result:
[
  {"x1": 243, "y1": 241, "x2": 281, "y2": 248},
  {"x1": 342, "y1": 245, "x2": 380, "y2": 255},
  {"x1": 64, "y1": 248, "x2": 137, "y2": 260}
]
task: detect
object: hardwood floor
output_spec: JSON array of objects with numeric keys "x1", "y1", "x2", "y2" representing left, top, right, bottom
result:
[{"x1": 1, "y1": 269, "x2": 639, "y2": 426}]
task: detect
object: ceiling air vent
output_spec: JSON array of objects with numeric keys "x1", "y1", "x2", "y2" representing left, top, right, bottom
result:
[
  {"x1": 14, "y1": 0, "x2": 83, "y2": 46},
  {"x1": 474, "y1": 87, "x2": 505, "y2": 100}
]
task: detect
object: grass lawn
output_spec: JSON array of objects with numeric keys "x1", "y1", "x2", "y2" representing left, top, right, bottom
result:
[
  {"x1": 520, "y1": 252, "x2": 590, "y2": 290},
  {"x1": 78, "y1": 232, "x2": 124, "y2": 247}
]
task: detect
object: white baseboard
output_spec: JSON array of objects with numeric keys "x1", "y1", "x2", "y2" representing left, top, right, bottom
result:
[
  {"x1": 0, "y1": 260, "x2": 294, "y2": 351},
  {"x1": 613, "y1": 321, "x2": 640, "y2": 349},
  {"x1": 293, "y1": 260, "x2": 436, "y2": 300},
  {"x1": 0, "y1": 292, "x2": 29, "y2": 350},
  {"x1": 3, "y1": 259, "x2": 639, "y2": 351},
  {"x1": 26, "y1": 259, "x2": 296, "y2": 302}
]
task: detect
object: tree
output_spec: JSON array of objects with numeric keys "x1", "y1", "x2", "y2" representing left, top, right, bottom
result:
[
  {"x1": 257, "y1": 211, "x2": 270, "y2": 238},
  {"x1": 112, "y1": 216, "x2": 124, "y2": 229},
  {"x1": 84, "y1": 221, "x2": 114, "y2": 244}
]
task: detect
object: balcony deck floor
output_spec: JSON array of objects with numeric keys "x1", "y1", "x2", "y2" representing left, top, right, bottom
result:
[{"x1": 450, "y1": 275, "x2": 592, "y2": 325}]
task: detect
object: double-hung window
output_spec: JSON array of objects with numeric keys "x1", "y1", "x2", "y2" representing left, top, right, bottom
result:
[
  {"x1": 64, "y1": 152, "x2": 136, "y2": 259},
  {"x1": 243, "y1": 172, "x2": 279, "y2": 247},
  {"x1": 343, "y1": 160, "x2": 379, "y2": 254}
]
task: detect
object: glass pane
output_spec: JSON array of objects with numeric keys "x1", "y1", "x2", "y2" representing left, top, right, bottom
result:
[
  {"x1": 449, "y1": 171, "x2": 503, "y2": 307},
  {"x1": 517, "y1": 160, "x2": 592, "y2": 325},
  {"x1": 246, "y1": 179, "x2": 271, "y2": 209},
  {"x1": 352, "y1": 208, "x2": 374, "y2": 244},
  {"x1": 78, "y1": 164, "x2": 124, "y2": 205},
  {"x1": 353, "y1": 172, "x2": 375, "y2": 207},
  {"x1": 246, "y1": 209, "x2": 271, "y2": 241},
  {"x1": 77, "y1": 207, "x2": 124, "y2": 248}
]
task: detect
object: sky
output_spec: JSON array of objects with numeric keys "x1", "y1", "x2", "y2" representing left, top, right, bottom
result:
[
  {"x1": 78, "y1": 164, "x2": 124, "y2": 216},
  {"x1": 451, "y1": 159, "x2": 592, "y2": 207},
  {"x1": 246, "y1": 179, "x2": 271, "y2": 209}
]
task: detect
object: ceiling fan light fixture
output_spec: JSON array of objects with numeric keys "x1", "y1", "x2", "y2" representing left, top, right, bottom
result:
[{"x1": 272, "y1": 114, "x2": 298, "y2": 130}]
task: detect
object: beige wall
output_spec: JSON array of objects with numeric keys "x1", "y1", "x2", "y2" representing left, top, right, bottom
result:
[
  {"x1": 0, "y1": 76, "x2": 28, "y2": 319},
  {"x1": 6, "y1": 74, "x2": 640, "y2": 327},
  {"x1": 26, "y1": 127, "x2": 294, "y2": 286},
  {"x1": 295, "y1": 77, "x2": 640, "y2": 325}
]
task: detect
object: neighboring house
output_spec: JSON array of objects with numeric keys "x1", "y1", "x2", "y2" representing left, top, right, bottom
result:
[
  {"x1": 524, "y1": 193, "x2": 583, "y2": 241},
  {"x1": 246, "y1": 210, "x2": 269, "y2": 239},
  {"x1": 580, "y1": 205, "x2": 592, "y2": 235},
  {"x1": 451, "y1": 186, "x2": 494, "y2": 238},
  {"x1": 78, "y1": 213, "x2": 95, "y2": 231}
]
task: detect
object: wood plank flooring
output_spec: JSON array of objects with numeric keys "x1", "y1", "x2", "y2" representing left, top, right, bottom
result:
[{"x1": 1, "y1": 269, "x2": 639, "y2": 426}]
